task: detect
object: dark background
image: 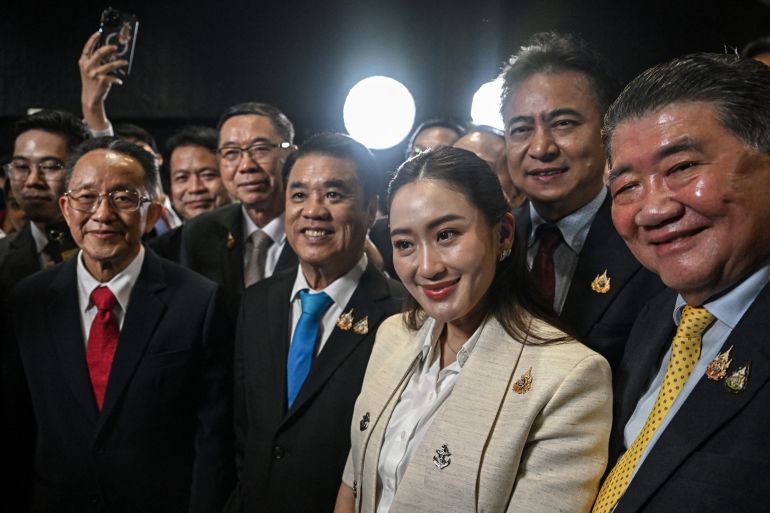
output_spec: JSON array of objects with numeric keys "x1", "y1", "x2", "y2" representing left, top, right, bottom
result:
[{"x1": 2, "y1": 0, "x2": 769, "y2": 174}]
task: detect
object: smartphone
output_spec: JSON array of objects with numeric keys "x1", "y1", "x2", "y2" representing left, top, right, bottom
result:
[{"x1": 96, "y1": 7, "x2": 139, "y2": 78}]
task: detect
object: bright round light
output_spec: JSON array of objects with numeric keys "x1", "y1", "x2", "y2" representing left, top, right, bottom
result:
[
  {"x1": 343, "y1": 76, "x2": 416, "y2": 150},
  {"x1": 470, "y1": 78, "x2": 505, "y2": 130}
]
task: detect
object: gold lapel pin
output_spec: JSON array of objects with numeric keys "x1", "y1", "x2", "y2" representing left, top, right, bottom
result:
[
  {"x1": 725, "y1": 362, "x2": 751, "y2": 393},
  {"x1": 61, "y1": 248, "x2": 78, "y2": 261},
  {"x1": 591, "y1": 269, "x2": 611, "y2": 294},
  {"x1": 512, "y1": 367, "x2": 533, "y2": 394},
  {"x1": 337, "y1": 309, "x2": 354, "y2": 331},
  {"x1": 353, "y1": 316, "x2": 369, "y2": 335},
  {"x1": 706, "y1": 345, "x2": 733, "y2": 381},
  {"x1": 226, "y1": 232, "x2": 236, "y2": 250}
]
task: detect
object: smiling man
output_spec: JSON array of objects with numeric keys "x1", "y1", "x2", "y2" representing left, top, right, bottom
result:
[
  {"x1": 228, "y1": 133, "x2": 403, "y2": 513},
  {"x1": 500, "y1": 32, "x2": 665, "y2": 371},
  {"x1": 594, "y1": 54, "x2": 770, "y2": 513},
  {"x1": 0, "y1": 110, "x2": 89, "y2": 300},
  {"x1": 181, "y1": 103, "x2": 299, "y2": 321},
  {"x1": 2, "y1": 137, "x2": 234, "y2": 512}
]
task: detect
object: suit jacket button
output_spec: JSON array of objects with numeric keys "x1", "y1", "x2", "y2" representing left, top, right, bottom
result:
[
  {"x1": 95, "y1": 448, "x2": 104, "y2": 456},
  {"x1": 272, "y1": 445, "x2": 285, "y2": 460},
  {"x1": 89, "y1": 495, "x2": 99, "y2": 504}
]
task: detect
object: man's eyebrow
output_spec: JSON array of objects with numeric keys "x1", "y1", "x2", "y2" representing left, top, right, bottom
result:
[
  {"x1": 545, "y1": 108, "x2": 584, "y2": 121},
  {"x1": 607, "y1": 164, "x2": 630, "y2": 186},
  {"x1": 607, "y1": 137, "x2": 703, "y2": 186},
  {"x1": 505, "y1": 115, "x2": 535, "y2": 128}
]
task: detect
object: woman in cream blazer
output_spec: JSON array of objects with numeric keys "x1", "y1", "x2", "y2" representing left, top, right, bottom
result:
[{"x1": 334, "y1": 147, "x2": 611, "y2": 513}]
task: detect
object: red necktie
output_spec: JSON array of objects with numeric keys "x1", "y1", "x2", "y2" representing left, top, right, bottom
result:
[
  {"x1": 532, "y1": 224, "x2": 563, "y2": 307},
  {"x1": 86, "y1": 286, "x2": 119, "y2": 410}
]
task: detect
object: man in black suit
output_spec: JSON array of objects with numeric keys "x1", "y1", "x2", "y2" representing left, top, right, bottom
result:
[
  {"x1": 2, "y1": 137, "x2": 233, "y2": 512},
  {"x1": 499, "y1": 32, "x2": 665, "y2": 371},
  {"x1": 229, "y1": 133, "x2": 403, "y2": 513},
  {"x1": 592, "y1": 54, "x2": 770, "y2": 513},
  {"x1": 0, "y1": 110, "x2": 90, "y2": 300},
  {"x1": 181, "y1": 103, "x2": 298, "y2": 320}
]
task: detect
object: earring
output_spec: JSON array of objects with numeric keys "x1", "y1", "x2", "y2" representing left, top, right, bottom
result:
[{"x1": 498, "y1": 248, "x2": 511, "y2": 262}]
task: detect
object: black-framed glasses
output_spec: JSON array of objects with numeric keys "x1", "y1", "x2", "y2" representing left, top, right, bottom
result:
[
  {"x1": 64, "y1": 189, "x2": 152, "y2": 213},
  {"x1": 4, "y1": 160, "x2": 66, "y2": 182},
  {"x1": 217, "y1": 141, "x2": 291, "y2": 165}
]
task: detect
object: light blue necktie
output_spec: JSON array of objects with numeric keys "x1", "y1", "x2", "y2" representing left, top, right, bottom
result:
[{"x1": 286, "y1": 290, "x2": 333, "y2": 408}]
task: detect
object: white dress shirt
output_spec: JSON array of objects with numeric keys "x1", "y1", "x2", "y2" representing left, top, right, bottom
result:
[
  {"x1": 375, "y1": 317, "x2": 483, "y2": 513},
  {"x1": 288, "y1": 254, "x2": 367, "y2": 354},
  {"x1": 242, "y1": 207, "x2": 288, "y2": 279},
  {"x1": 76, "y1": 246, "x2": 145, "y2": 345}
]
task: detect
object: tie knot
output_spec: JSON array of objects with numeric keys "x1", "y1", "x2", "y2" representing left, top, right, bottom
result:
[
  {"x1": 298, "y1": 290, "x2": 333, "y2": 317},
  {"x1": 250, "y1": 230, "x2": 273, "y2": 251},
  {"x1": 678, "y1": 305, "x2": 715, "y2": 338},
  {"x1": 90, "y1": 286, "x2": 117, "y2": 312},
  {"x1": 535, "y1": 223, "x2": 562, "y2": 253}
]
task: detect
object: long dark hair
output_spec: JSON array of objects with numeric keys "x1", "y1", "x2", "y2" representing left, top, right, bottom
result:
[{"x1": 388, "y1": 146, "x2": 572, "y2": 343}]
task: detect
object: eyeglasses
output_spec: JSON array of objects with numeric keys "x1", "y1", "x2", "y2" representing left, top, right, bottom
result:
[
  {"x1": 4, "y1": 160, "x2": 66, "y2": 182},
  {"x1": 64, "y1": 189, "x2": 152, "y2": 213},
  {"x1": 217, "y1": 142, "x2": 291, "y2": 165}
]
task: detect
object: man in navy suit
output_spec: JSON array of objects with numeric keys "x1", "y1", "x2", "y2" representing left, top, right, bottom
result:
[
  {"x1": 2, "y1": 137, "x2": 233, "y2": 512},
  {"x1": 500, "y1": 32, "x2": 665, "y2": 371},
  {"x1": 594, "y1": 54, "x2": 770, "y2": 513},
  {"x1": 228, "y1": 133, "x2": 403, "y2": 513}
]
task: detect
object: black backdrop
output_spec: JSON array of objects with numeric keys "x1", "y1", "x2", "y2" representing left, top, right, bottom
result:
[{"x1": 2, "y1": 0, "x2": 769, "y2": 175}]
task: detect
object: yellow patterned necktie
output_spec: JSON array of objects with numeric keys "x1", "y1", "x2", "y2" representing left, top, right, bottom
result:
[{"x1": 592, "y1": 305, "x2": 715, "y2": 513}]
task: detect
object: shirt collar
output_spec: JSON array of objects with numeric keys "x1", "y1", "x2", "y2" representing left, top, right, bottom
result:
[
  {"x1": 241, "y1": 207, "x2": 286, "y2": 246},
  {"x1": 290, "y1": 254, "x2": 368, "y2": 310},
  {"x1": 420, "y1": 315, "x2": 486, "y2": 368},
  {"x1": 673, "y1": 263, "x2": 770, "y2": 329},
  {"x1": 77, "y1": 245, "x2": 145, "y2": 314},
  {"x1": 528, "y1": 187, "x2": 607, "y2": 253},
  {"x1": 29, "y1": 222, "x2": 48, "y2": 253}
]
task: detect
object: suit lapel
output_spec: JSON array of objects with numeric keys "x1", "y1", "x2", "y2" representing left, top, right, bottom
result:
[
  {"x1": 96, "y1": 252, "x2": 167, "y2": 431},
  {"x1": 264, "y1": 270, "x2": 296, "y2": 417},
  {"x1": 47, "y1": 259, "x2": 100, "y2": 423},
  {"x1": 617, "y1": 283, "x2": 770, "y2": 512},
  {"x1": 275, "y1": 242, "x2": 298, "y2": 273},
  {"x1": 394, "y1": 317, "x2": 524, "y2": 508},
  {"x1": 222, "y1": 205, "x2": 245, "y2": 294},
  {"x1": 561, "y1": 194, "x2": 642, "y2": 338},
  {"x1": 284, "y1": 264, "x2": 390, "y2": 420}
]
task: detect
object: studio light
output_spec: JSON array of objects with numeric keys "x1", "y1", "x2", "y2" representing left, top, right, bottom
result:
[
  {"x1": 470, "y1": 78, "x2": 504, "y2": 130},
  {"x1": 343, "y1": 75, "x2": 415, "y2": 150}
]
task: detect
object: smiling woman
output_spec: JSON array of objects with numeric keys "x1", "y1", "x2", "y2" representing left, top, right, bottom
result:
[{"x1": 334, "y1": 146, "x2": 613, "y2": 513}]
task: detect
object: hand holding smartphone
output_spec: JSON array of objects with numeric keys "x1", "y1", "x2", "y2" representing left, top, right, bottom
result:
[{"x1": 94, "y1": 6, "x2": 139, "y2": 78}]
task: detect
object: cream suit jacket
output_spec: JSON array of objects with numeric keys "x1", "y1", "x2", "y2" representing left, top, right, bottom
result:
[{"x1": 343, "y1": 313, "x2": 612, "y2": 513}]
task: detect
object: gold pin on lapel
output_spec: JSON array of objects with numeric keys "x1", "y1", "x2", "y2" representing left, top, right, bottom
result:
[
  {"x1": 61, "y1": 248, "x2": 78, "y2": 261},
  {"x1": 226, "y1": 232, "x2": 236, "y2": 250},
  {"x1": 337, "y1": 309, "x2": 354, "y2": 331},
  {"x1": 353, "y1": 316, "x2": 369, "y2": 335},
  {"x1": 591, "y1": 269, "x2": 611, "y2": 294},
  {"x1": 512, "y1": 367, "x2": 533, "y2": 394},
  {"x1": 706, "y1": 345, "x2": 733, "y2": 381},
  {"x1": 725, "y1": 362, "x2": 750, "y2": 393}
]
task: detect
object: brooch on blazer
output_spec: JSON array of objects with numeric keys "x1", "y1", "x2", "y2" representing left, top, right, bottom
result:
[
  {"x1": 725, "y1": 362, "x2": 750, "y2": 393},
  {"x1": 433, "y1": 443, "x2": 451, "y2": 470},
  {"x1": 359, "y1": 412, "x2": 370, "y2": 431},
  {"x1": 336, "y1": 309, "x2": 368, "y2": 335},
  {"x1": 705, "y1": 345, "x2": 733, "y2": 381},
  {"x1": 591, "y1": 269, "x2": 611, "y2": 294},
  {"x1": 512, "y1": 367, "x2": 533, "y2": 394},
  {"x1": 226, "y1": 232, "x2": 236, "y2": 250}
]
